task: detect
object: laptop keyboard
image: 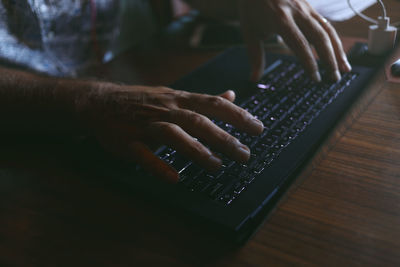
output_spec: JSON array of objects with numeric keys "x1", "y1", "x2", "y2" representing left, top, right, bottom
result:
[{"x1": 158, "y1": 59, "x2": 358, "y2": 206}]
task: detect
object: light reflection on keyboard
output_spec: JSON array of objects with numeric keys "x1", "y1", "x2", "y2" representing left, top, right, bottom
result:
[{"x1": 159, "y1": 60, "x2": 358, "y2": 206}]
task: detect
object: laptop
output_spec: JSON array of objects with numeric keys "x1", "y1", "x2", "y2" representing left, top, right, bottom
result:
[{"x1": 99, "y1": 42, "x2": 386, "y2": 243}]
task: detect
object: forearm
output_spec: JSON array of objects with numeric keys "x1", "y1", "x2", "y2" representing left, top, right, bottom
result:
[
  {"x1": 183, "y1": 0, "x2": 239, "y2": 20},
  {"x1": 0, "y1": 67, "x2": 97, "y2": 135}
]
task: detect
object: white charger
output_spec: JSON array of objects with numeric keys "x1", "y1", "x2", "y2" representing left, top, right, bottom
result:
[
  {"x1": 348, "y1": 0, "x2": 398, "y2": 55},
  {"x1": 368, "y1": 16, "x2": 397, "y2": 55}
]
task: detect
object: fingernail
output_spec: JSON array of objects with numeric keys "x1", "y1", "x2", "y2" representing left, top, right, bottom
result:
[
  {"x1": 331, "y1": 70, "x2": 341, "y2": 82},
  {"x1": 342, "y1": 59, "x2": 352, "y2": 72},
  {"x1": 250, "y1": 117, "x2": 264, "y2": 134},
  {"x1": 312, "y1": 71, "x2": 322, "y2": 83},
  {"x1": 208, "y1": 155, "x2": 223, "y2": 170},
  {"x1": 236, "y1": 144, "x2": 251, "y2": 163}
]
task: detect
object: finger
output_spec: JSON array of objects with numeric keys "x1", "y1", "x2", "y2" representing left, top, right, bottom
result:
[
  {"x1": 278, "y1": 14, "x2": 321, "y2": 82},
  {"x1": 149, "y1": 122, "x2": 223, "y2": 171},
  {"x1": 296, "y1": 14, "x2": 341, "y2": 82},
  {"x1": 219, "y1": 90, "x2": 236, "y2": 102},
  {"x1": 95, "y1": 123, "x2": 178, "y2": 183},
  {"x1": 178, "y1": 93, "x2": 264, "y2": 135},
  {"x1": 166, "y1": 109, "x2": 251, "y2": 163},
  {"x1": 128, "y1": 142, "x2": 179, "y2": 183},
  {"x1": 313, "y1": 13, "x2": 352, "y2": 73},
  {"x1": 238, "y1": 6, "x2": 266, "y2": 82},
  {"x1": 246, "y1": 39, "x2": 266, "y2": 82}
]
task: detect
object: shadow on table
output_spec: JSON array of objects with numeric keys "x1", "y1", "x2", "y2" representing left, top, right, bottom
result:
[{"x1": 0, "y1": 136, "x2": 240, "y2": 266}]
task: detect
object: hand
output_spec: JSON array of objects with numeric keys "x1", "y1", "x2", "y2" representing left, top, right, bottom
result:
[
  {"x1": 77, "y1": 84, "x2": 264, "y2": 183},
  {"x1": 238, "y1": 0, "x2": 352, "y2": 82}
]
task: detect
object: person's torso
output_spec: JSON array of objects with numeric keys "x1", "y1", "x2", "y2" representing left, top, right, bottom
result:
[{"x1": 0, "y1": 0, "x2": 156, "y2": 76}]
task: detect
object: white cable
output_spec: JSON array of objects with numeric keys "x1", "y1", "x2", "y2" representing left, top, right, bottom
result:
[
  {"x1": 348, "y1": 0, "x2": 398, "y2": 28},
  {"x1": 377, "y1": 0, "x2": 387, "y2": 18},
  {"x1": 347, "y1": 0, "x2": 377, "y2": 24}
]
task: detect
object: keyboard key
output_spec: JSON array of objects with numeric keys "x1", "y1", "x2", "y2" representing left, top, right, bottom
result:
[
  {"x1": 207, "y1": 182, "x2": 224, "y2": 198},
  {"x1": 157, "y1": 59, "x2": 359, "y2": 205}
]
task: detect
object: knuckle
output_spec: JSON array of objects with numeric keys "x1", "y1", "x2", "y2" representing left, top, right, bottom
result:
[
  {"x1": 299, "y1": 3, "x2": 311, "y2": 15},
  {"x1": 192, "y1": 140, "x2": 208, "y2": 155},
  {"x1": 168, "y1": 108, "x2": 180, "y2": 119},
  {"x1": 292, "y1": 1, "x2": 305, "y2": 13},
  {"x1": 318, "y1": 29, "x2": 331, "y2": 45},
  {"x1": 296, "y1": 41, "x2": 313, "y2": 62},
  {"x1": 297, "y1": 35, "x2": 310, "y2": 50},
  {"x1": 190, "y1": 112, "x2": 207, "y2": 127},
  {"x1": 208, "y1": 96, "x2": 226, "y2": 108},
  {"x1": 275, "y1": 6, "x2": 289, "y2": 19},
  {"x1": 241, "y1": 108, "x2": 252, "y2": 119},
  {"x1": 325, "y1": 22, "x2": 337, "y2": 36},
  {"x1": 306, "y1": 56, "x2": 318, "y2": 70},
  {"x1": 182, "y1": 138, "x2": 207, "y2": 159},
  {"x1": 235, "y1": 108, "x2": 251, "y2": 123},
  {"x1": 157, "y1": 86, "x2": 173, "y2": 92},
  {"x1": 176, "y1": 90, "x2": 190, "y2": 105},
  {"x1": 224, "y1": 134, "x2": 239, "y2": 147},
  {"x1": 159, "y1": 123, "x2": 179, "y2": 135}
]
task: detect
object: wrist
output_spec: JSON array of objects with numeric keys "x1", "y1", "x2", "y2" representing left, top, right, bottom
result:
[{"x1": 71, "y1": 80, "x2": 111, "y2": 134}]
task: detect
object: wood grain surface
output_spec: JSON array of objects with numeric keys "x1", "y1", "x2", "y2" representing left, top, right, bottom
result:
[{"x1": 1, "y1": 1, "x2": 400, "y2": 266}]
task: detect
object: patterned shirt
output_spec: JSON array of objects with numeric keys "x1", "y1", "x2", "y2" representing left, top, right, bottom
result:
[{"x1": 0, "y1": 0, "x2": 156, "y2": 76}]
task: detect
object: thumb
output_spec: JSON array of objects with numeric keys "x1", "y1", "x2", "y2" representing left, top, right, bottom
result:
[
  {"x1": 238, "y1": 9, "x2": 265, "y2": 82},
  {"x1": 245, "y1": 38, "x2": 265, "y2": 83},
  {"x1": 129, "y1": 142, "x2": 179, "y2": 183}
]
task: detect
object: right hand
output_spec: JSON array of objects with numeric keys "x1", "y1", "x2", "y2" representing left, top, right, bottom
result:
[{"x1": 76, "y1": 84, "x2": 264, "y2": 183}]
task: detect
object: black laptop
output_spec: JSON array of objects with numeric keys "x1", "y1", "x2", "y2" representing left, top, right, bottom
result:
[{"x1": 110, "y1": 43, "x2": 384, "y2": 243}]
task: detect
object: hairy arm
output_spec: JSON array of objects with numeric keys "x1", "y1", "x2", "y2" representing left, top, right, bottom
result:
[
  {"x1": 0, "y1": 66, "x2": 263, "y2": 182},
  {"x1": 0, "y1": 67, "x2": 93, "y2": 134}
]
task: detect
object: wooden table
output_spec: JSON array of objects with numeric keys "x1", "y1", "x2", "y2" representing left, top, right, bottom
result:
[{"x1": 1, "y1": 2, "x2": 400, "y2": 266}]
